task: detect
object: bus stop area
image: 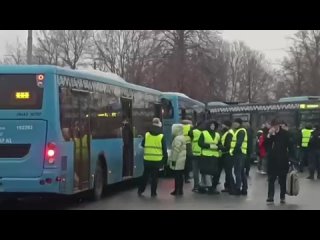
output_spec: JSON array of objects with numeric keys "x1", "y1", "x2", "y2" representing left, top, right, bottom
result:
[{"x1": 1, "y1": 166, "x2": 319, "y2": 210}]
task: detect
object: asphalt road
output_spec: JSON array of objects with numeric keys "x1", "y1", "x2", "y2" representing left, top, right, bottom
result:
[{"x1": 1, "y1": 166, "x2": 319, "y2": 210}]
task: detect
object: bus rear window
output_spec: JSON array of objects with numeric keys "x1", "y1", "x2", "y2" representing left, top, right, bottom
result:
[{"x1": 0, "y1": 74, "x2": 44, "y2": 109}]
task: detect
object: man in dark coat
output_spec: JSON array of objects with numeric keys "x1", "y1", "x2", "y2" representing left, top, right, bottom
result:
[
  {"x1": 265, "y1": 118, "x2": 294, "y2": 204},
  {"x1": 307, "y1": 125, "x2": 320, "y2": 180}
]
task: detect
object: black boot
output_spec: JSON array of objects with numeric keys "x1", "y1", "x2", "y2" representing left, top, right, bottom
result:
[
  {"x1": 197, "y1": 187, "x2": 207, "y2": 194},
  {"x1": 170, "y1": 190, "x2": 177, "y2": 196},
  {"x1": 266, "y1": 198, "x2": 274, "y2": 204},
  {"x1": 177, "y1": 190, "x2": 183, "y2": 196},
  {"x1": 230, "y1": 189, "x2": 241, "y2": 196},
  {"x1": 207, "y1": 187, "x2": 220, "y2": 195}
]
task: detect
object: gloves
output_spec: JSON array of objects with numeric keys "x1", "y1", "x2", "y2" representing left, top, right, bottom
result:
[{"x1": 210, "y1": 144, "x2": 218, "y2": 150}]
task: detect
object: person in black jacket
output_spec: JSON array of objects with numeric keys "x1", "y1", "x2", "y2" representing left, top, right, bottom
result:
[
  {"x1": 219, "y1": 120, "x2": 235, "y2": 193},
  {"x1": 198, "y1": 120, "x2": 221, "y2": 194},
  {"x1": 230, "y1": 118, "x2": 248, "y2": 196},
  {"x1": 188, "y1": 121, "x2": 205, "y2": 192},
  {"x1": 138, "y1": 118, "x2": 168, "y2": 197},
  {"x1": 243, "y1": 122, "x2": 253, "y2": 177},
  {"x1": 297, "y1": 123, "x2": 313, "y2": 172},
  {"x1": 265, "y1": 118, "x2": 294, "y2": 204},
  {"x1": 307, "y1": 125, "x2": 320, "y2": 180}
]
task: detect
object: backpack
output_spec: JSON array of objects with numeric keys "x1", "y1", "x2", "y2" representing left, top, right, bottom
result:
[{"x1": 286, "y1": 166, "x2": 299, "y2": 196}]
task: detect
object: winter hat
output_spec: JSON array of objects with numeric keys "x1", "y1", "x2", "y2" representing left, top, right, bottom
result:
[
  {"x1": 152, "y1": 118, "x2": 162, "y2": 127},
  {"x1": 234, "y1": 118, "x2": 243, "y2": 125},
  {"x1": 223, "y1": 120, "x2": 232, "y2": 128},
  {"x1": 271, "y1": 118, "x2": 281, "y2": 126}
]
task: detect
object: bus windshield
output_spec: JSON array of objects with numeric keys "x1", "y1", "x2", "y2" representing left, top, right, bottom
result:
[{"x1": 0, "y1": 74, "x2": 44, "y2": 109}]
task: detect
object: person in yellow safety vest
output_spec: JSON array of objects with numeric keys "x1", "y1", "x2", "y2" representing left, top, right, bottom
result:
[
  {"x1": 181, "y1": 119, "x2": 193, "y2": 183},
  {"x1": 216, "y1": 120, "x2": 235, "y2": 193},
  {"x1": 188, "y1": 121, "x2": 205, "y2": 192},
  {"x1": 297, "y1": 124, "x2": 313, "y2": 172},
  {"x1": 138, "y1": 118, "x2": 168, "y2": 197},
  {"x1": 198, "y1": 120, "x2": 221, "y2": 195},
  {"x1": 229, "y1": 118, "x2": 248, "y2": 196},
  {"x1": 74, "y1": 122, "x2": 90, "y2": 188}
]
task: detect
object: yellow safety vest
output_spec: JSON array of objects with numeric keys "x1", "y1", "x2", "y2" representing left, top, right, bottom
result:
[
  {"x1": 230, "y1": 128, "x2": 248, "y2": 156},
  {"x1": 183, "y1": 124, "x2": 192, "y2": 144},
  {"x1": 75, "y1": 134, "x2": 89, "y2": 161},
  {"x1": 301, "y1": 129, "x2": 313, "y2": 148},
  {"x1": 144, "y1": 132, "x2": 164, "y2": 161},
  {"x1": 192, "y1": 129, "x2": 202, "y2": 156},
  {"x1": 201, "y1": 130, "x2": 220, "y2": 157},
  {"x1": 221, "y1": 129, "x2": 234, "y2": 147}
]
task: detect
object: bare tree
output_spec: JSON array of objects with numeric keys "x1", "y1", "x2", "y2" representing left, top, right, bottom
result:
[
  {"x1": 281, "y1": 30, "x2": 320, "y2": 96},
  {"x1": 33, "y1": 30, "x2": 62, "y2": 65},
  {"x1": 34, "y1": 30, "x2": 92, "y2": 69},
  {"x1": 56, "y1": 30, "x2": 92, "y2": 69},
  {"x1": 93, "y1": 30, "x2": 161, "y2": 85},
  {"x1": 3, "y1": 38, "x2": 26, "y2": 64}
]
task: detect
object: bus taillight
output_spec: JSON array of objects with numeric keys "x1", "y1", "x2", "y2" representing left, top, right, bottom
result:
[{"x1": 46, "y1": 142, "x2": 56, "y2": 164}]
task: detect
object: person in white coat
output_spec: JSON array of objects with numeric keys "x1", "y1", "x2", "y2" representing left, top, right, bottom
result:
[{"x1": 169, "y1": 124, "x2": 187, "y2": 196}]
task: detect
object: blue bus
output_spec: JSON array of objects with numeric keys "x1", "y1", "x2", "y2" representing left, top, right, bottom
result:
[
  {"x1": 0, "y1": 65, "x2": 163, "y2": 200},
  {"x1": 160, "y1": 92, "x2": 206, "y2": 148}
]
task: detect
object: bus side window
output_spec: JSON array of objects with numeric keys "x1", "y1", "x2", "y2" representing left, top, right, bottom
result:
[
  {"x1": 59, "y1": 87, "x2": 73, "y2": 142},
  {"x1": 161, "y1": 99, "x2": 174, "y2": 119}
]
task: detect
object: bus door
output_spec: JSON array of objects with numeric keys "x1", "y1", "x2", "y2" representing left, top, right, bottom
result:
[
  {"x1": 121, "y1": 97, "x2": 134, "y2": 178},
  {"x1": 154, "y1": 103, "x2": 163, "y2": 121},
  {"x1": 72, "y1": 90, "x2": 91, "y2": 190}
]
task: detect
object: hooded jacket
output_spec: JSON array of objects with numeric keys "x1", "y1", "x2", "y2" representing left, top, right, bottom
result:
[
  {"x1": 169, "y1": 124, "x2": 187, "y2": 170},
  {"x1": 198, "y1": 121, "x2": 221, "y2": 156}
]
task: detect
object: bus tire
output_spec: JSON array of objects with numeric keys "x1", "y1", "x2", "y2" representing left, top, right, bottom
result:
[{"x1": 91, "y1": 159, "x2": 106, "y2": 201}]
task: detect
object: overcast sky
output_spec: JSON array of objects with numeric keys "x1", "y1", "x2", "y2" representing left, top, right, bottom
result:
[{"x1": 0, "y1": 30, "x2": 298, "y2": 65}]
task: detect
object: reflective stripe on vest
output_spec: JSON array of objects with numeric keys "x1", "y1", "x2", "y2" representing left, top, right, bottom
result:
[
  {"x1": 301, "y1": 129, "x2": 313, "y2": 148},
  {"x1": 144, "y1": 132, "x2": 164, "y2": 161},
  {"x1": 183, "y1": 124, "x2": 191, "y2": 144},
  {"x1": 221, "y1": 129, "x2": 234, "y2": 147},
  {"x1": 230, "y1": 128, "x2": 248, "y2": 156},
  {"x1": 192, "y1": 129, "x2": 202, "y2": 156},
  {"x1": 202, "y1": 130, "x2": 220, "y2": 157}
]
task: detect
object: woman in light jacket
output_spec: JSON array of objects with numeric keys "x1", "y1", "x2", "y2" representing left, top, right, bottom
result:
[{"x1": 169, "y1": 124, "x2": 187, "y2": 196}]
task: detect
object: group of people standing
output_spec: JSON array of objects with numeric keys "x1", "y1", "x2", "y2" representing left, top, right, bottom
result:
[
  {"x1": 137, "y1": 117, "x2": 249, "y2": 197},
  {"x1": 137, "y1": 116, "x2": 316, "y2": 204}
]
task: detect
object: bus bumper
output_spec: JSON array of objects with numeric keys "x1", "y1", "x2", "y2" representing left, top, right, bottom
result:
[{"x1": 0, "y1": 170, "x2": 69, "y2": 195}]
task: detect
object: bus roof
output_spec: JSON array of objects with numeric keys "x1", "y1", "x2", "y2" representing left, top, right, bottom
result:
[
  {"x1": 278, "y1": 96, "x2": 320, "y2": 102},
  {"x1": 162, "y1": 92, "x2": 190, "y2": 98},
  {"x1": 0, "y1": 65, "x2": 161, "y2": 95},
  {"x1": 207, "y1": 101, "x2": 229, "y2": 107},
  {"x1": 161, "y1": 92, "x2": 205, "y2": 107}
]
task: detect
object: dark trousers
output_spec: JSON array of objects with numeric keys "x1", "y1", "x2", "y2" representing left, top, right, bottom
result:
[
  {"x1": 184, "y1": 155, "x2": 192, "y2": 181},
  {"x1": 138, "y1": 165, "x2": 159, "y2": 195},
  {"x1": 268, "y1": 173, "x2": 286, "y2": 200},
  {"x1": 234, "y1": 154, "x2": 247, "y2": 191},
  {"x1": 224, "y1": 155, "x2": 235, "y2": 190},
  {"x1": 309, "y1": 150, "x2": 320, "y2": 177},
  {"x1": 245, "y1": 156, "x2": 251, "y2": 176},
  {"x1": 299, "y1": 147, "x2": 310, "y2": 170},
  {"x1": 213, "y1": 157, "x2": 224, "y2": 188},
  {"x1": 192, "y1": 157, "x2": 200, "y2": 188},
  {"x1": 173, "y1": 170, "x2": 184, "y2": 194}
]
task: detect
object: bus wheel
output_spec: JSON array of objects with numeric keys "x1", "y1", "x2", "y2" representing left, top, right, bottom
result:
[{"x1": 91, "y1": 161, "x2": 106, "y2": 201}]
